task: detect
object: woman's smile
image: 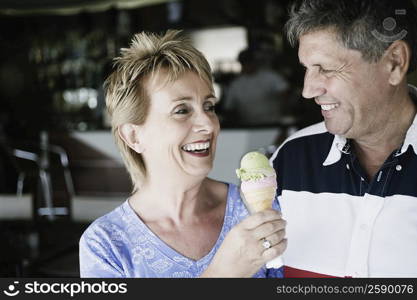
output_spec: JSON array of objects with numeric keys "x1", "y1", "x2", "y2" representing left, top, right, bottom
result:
[{"x1": 181, "y1": 139, "x2": 211, "y2": 157}]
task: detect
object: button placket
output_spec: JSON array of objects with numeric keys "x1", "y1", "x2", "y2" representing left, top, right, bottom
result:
[{"x1": 345, "y1": 194, "x2": 385, "y2": 277}]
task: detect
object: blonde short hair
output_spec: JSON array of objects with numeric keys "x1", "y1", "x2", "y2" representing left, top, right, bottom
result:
[{"x1": 104, "y1": 30, "x2": 213, "y2": 193}]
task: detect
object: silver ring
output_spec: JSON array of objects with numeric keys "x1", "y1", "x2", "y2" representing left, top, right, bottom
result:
[{"x1": 262, "y1": 238, "x2": 271, "y2": 249}]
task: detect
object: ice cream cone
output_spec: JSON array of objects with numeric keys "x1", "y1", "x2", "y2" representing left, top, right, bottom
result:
[
  {"x1": 241, "y1": 186, "x2": 276, "y2": 213},
  {"x1": 236, "y1": 151, "x2": 284, "y2": 269}
]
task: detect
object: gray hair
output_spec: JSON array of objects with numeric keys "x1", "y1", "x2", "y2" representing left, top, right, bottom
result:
[
  {"x1": 285, "y1": 0, "x2": 417, "y2": 72},
  {"x1": 104, "y1": 30, "x2": 213, "y2": 193}
]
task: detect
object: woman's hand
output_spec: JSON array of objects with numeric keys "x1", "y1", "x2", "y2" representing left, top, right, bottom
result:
[{"x1": 200, "y1": 209, "x2": 287, "y2": 277}]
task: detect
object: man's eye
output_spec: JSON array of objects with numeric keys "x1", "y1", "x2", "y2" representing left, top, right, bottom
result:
[{"x1": 319, "y1": 67, "x2": 333, "y2": 74}]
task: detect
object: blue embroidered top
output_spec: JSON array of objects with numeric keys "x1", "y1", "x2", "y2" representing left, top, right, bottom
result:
[{"x1": 79, "y1": 182, "x2": 283, "y2": 278}]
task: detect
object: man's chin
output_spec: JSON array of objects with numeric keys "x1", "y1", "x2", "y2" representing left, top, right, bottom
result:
[{"x1": 324, "y1": 121, "x2": 348, "y2": 137}]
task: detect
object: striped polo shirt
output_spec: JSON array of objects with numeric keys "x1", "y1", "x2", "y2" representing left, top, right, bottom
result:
[{"x1": 270, "y1": 86, "x2": 417, "y2": 278}]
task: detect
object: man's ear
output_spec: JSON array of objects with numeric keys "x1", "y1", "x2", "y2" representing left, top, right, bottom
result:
[
  {"x1": 385, "y1": 40, "x2": 410, "y2": 85},
  {"x1": 118, "y1": 123, "x2": 145, "y2": 153}
]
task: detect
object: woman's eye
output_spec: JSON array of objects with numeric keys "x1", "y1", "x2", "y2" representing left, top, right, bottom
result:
[
  {"x1": 204, "y1": 102, "x2": 216, "y2": 112},
  {"x1": 174, "y1": 106, "x2": 189, "y2": 114}
]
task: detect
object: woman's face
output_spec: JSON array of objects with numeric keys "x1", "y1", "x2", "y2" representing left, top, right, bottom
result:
[{"x1": 139, "y1": 70, "x2": 220, "y2": 180}]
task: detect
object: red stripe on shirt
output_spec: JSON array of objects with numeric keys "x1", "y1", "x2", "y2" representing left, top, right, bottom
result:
[{"x1": 284, "y1": 266, "x2": 338, "y2": 278}]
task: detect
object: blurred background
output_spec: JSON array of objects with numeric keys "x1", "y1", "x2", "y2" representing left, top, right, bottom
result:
[{"x1": 1, "y1": 0, "x2": 416, "y2": 277}]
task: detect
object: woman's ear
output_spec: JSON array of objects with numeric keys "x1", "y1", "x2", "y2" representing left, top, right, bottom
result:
[
  {"x1": 385, "y1": 40, "x2": 410, "y2": 85},
  {"x1": 118, "y1": 123, "x2": 145, "y2": 153}
]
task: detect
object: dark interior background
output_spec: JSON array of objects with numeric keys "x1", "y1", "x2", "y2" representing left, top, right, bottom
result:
[{"x1": 0, "y1": 0, "x2": 416, "y2": 277}]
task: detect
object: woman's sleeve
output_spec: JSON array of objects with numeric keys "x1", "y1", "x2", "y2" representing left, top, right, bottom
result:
[
  {"x1": 266, "y1": 267, "x2": 284, "y2": 278},
  {"x1": 272, "y1": 194, "x2": 281, "y2": 211},
  {"x1": 79, "y1": 230, "x2": 125, "y2": 278}
]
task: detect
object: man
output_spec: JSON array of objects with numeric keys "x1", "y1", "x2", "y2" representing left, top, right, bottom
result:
[
  {"x1": 224, "y1": 48, "x2": 289, "y2": 126},
  {"x1": 271, "y1": 0, "x2": 417, "y2": 277}
]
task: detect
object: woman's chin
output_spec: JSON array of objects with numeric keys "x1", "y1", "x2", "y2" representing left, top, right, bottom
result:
[{"x1": 184, "y1": 164, "x2": 213, "y2": 179}]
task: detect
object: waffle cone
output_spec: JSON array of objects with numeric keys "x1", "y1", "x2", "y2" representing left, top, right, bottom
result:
[{"x1": 242, "y1": 186, "x2": 276, "y2": 213}]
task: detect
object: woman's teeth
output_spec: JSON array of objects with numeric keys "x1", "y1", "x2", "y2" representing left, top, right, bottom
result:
[
  {"x1": 182, "y1": 142, "x2": 210, "y2": 152},
  {"x1": 321, "y1": 104, "x2": 339, "y2": 111}
]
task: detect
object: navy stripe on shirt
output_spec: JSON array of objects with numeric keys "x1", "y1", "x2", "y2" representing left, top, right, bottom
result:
[{"x1": 273, "y1": 130, "x2": 417, "y2": 198}]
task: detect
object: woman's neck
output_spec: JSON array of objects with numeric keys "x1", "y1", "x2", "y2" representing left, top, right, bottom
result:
[{"x1": 130, "y1": 175, "x2": 212, "y2": 224}]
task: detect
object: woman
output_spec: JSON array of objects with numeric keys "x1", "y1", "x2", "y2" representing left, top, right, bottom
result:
[{"x1": 79, "y1": 30, "x2": 287, "y2": 278}]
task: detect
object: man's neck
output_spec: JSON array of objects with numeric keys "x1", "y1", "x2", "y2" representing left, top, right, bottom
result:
[{"x1": 353, "y1": 92, "x2": 416, "y2": 180}]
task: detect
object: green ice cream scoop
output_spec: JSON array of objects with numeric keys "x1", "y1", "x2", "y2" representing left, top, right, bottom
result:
[{"x1": 236, "y1": 151, "x2": 275, "y2": 181}]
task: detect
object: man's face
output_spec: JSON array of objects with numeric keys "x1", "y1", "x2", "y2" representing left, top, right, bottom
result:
[{"x1": 298, "y1": 30, "x2": 391, "y2": 139}]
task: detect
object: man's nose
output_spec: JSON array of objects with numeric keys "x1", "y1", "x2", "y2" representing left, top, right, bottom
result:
[{"x1": 302, "y1": 69, "x2": 326, "y2": 99}]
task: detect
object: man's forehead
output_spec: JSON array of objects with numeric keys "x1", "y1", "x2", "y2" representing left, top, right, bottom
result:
[{"x1": 298, "y1": 29, "x2": 357, "y2": 65}]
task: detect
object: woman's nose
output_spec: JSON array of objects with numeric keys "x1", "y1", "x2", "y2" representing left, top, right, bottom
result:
[{"x1": 193, "y1": 111, "x2": 217, "y2": 134}]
